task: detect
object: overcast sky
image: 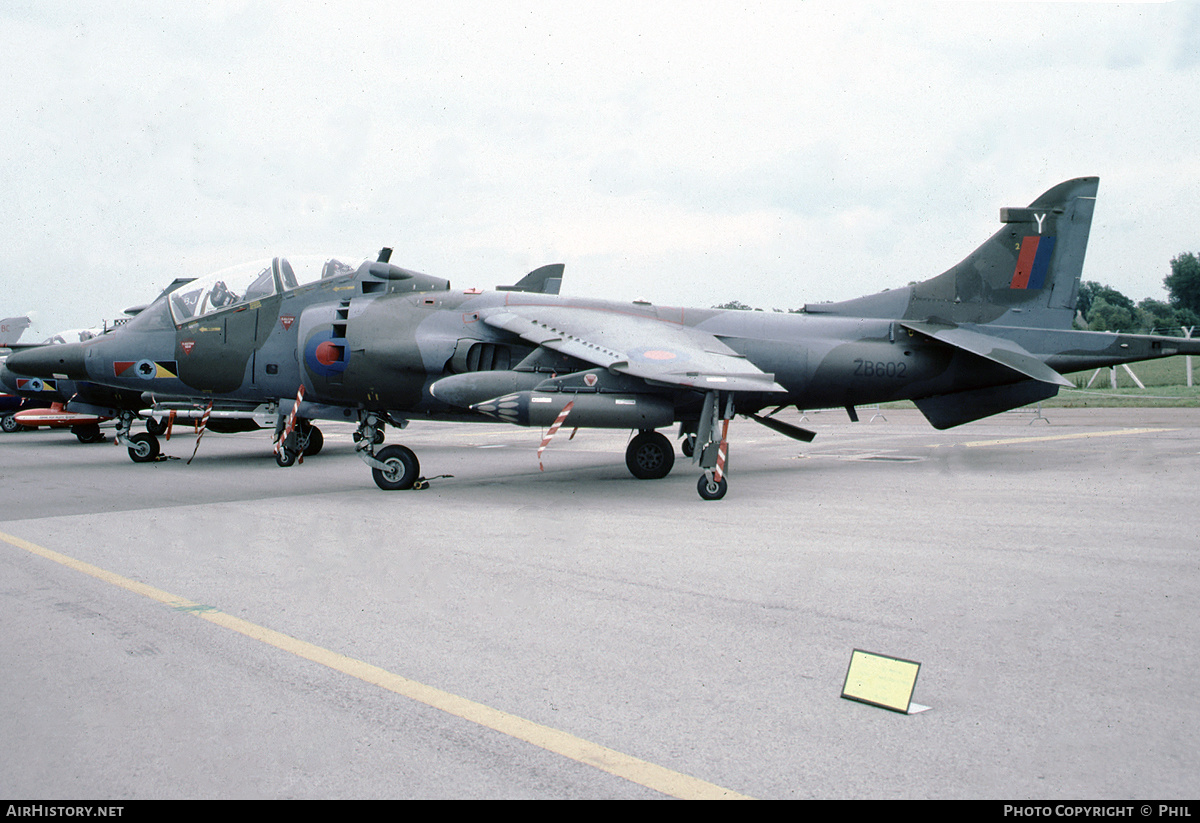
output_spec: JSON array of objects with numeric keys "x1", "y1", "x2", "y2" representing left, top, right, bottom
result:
[{"x1": 2, "y1": 0, "x2": 1198, "y2": 339}]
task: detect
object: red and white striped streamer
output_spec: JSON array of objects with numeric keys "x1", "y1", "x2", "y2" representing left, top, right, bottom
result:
[
  {"x1": 186, "y1": 401, "x2": 214, "y2": 465},
  {"x1": 713, "y1": 418, "x2": 730, "y2": 483},
  {"x1": 275, "y1": 385, "x2": 305, "y2": 456},
  {"x1": 537, "y1": 400, "x2": 575, "y2": 472}
]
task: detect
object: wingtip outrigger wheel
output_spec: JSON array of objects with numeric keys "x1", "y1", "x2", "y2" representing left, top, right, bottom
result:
[
  {"x1": 693, "y1": 391, "x2": 733, "y2": 500},
  {"x1": 698, "y1": 473, "x2": 728, "y2": 500}
]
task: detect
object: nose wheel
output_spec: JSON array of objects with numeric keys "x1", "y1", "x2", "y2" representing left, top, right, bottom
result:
[
  {"x1": 127, "y1": 431, "x2": 161, "y2": 463},
  {"x1": 355, "y1": 412, "x2": 424, "y2": 491},
  {"x1": 371, "y1": 444, "x2": 420, "y2": 490},
  {"x1": 115, "y1": 412, "x2": 161, "y2": 463}
]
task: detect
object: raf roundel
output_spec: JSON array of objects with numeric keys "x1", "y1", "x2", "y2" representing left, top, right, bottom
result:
[
  {"x1": 629, "y1": 347, "x2": 687, "y2": 365},
  {"x1": 304, "y1": 329, "x2": 350, "y2": 378},
  {"x1": 315, "y1": 340, "x2": 342, "y2": 367}
]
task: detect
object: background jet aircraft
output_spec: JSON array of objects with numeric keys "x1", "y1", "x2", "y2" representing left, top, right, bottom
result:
[
  {"x1": 9, "y1": 177, "x2": 1200, "y2": 499},
  {"x1": 1, "y1": 322, "x2": 102, "y2": 436},
  {"x1": 0, "y1": 323, "x2": 34, "y2": 430},
  {"x1": 0, "y1": 356, "x2": 144, "y2": 441},
  {"x1": 0, "y1": 316, "x2": 31, "y2": 347},
  {"x1": 0, "y1": 295, "x2": 311, "y2": 452}
]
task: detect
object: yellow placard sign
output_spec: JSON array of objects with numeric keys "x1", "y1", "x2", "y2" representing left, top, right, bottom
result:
[{"x1": 841, "y1": 649, "x2": 921, "y2": 713}]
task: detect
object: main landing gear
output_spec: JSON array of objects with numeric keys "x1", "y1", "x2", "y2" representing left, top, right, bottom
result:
[{"x1": 625, "y1": 430, "x2": 674, "y2": 479}]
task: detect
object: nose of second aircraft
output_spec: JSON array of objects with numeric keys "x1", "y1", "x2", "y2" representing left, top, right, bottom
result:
[
  {"x1": 4, "y1": 341, "x2": 88, "y2": 381},
  {"x1": 0, "y1": 362, "x2": 17, "y2": 392}
]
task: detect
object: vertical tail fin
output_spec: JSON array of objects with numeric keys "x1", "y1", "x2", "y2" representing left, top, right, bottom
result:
[
  {"x1": 810, "y1": 177, "x2": 1099, "y2": 329},
  {"x1": 0, "y1": 316, "x2": 32, "y2": 346}
]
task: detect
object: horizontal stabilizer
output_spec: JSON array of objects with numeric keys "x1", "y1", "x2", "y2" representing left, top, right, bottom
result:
[{"x1": 901, "y1": 321, "x2": 1073, "y2": 387}]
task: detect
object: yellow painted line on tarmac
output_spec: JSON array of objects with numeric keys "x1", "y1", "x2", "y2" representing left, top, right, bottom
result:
[
  {"x1": 933, "y1": 427, "x2": 1175, "y2": 449},
  {"x1": 0, "y1": 529, "x2": 750, "y2": 800}
]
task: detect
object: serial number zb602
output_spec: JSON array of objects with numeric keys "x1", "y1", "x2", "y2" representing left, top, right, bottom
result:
[{"x1": 853, "y1": 359, "x2": 908, "y2": 378}]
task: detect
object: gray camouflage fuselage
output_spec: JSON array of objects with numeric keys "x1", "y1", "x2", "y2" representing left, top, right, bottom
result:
[{"x1": 9, "y1": 176, "x2": 1200, "y2": 441}]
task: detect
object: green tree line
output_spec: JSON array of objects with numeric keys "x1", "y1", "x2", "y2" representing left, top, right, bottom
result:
[{"x1": 1078, "y1": 252, "x2": 1200, "y2": 334}]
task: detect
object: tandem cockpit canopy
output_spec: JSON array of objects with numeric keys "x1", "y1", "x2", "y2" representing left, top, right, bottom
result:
[{"x1": 167, "y1": 256, "x2": 360, "y2": 325}]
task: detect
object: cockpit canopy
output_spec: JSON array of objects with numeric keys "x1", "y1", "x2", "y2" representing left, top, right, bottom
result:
[
  {"x1": 42, "y1": 328, "x2": 102, "y2": 345},
  {"x1": 167, "y1": 256, "x2": 359, "y2": 326}
]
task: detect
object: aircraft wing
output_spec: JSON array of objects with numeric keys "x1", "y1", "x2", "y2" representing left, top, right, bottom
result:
[
  {"x1": 901, "y1": 321, "x2": 1073, "y2": 387},
  {"x1": 481, "y1": 305, "x2": 786, "y2": 393}
]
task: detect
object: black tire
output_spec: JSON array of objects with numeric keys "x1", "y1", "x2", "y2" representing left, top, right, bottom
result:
[
  {"x1": 145, "y1": 417, "x2": 168, "y2": 436},
  {"x1": 697, "y1": 475, "x2": 728, "y2": 501},
  {"x1": 275, "y1": 447, "x2": 297, "y2": 467},
  {"x1": 1, "y1": 414, "x2": 22, "y2": 433},
  {"x1": 127, "y1": 431, "x2": 160, "y2": 463},
  {"x1": 302, "y1": 425, "x2": 323, "y2": 456},
  {"x1": 680, "y1": 433, "x2": 696, "y2": 458},
  {"x1": 372, "y1": 444, "x2": 420, "y2": 491},
  {"x1": 73, "y1": 423, "x2": 103, "y2": 443},
  {"x1": 625, "y1": 430, "x2": 675, "y2": 479}
]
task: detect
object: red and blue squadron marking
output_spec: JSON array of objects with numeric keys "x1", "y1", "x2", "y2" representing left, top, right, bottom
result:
[{"x1": 1010, "y1": 236, "x2": 1057, "y2": 290}]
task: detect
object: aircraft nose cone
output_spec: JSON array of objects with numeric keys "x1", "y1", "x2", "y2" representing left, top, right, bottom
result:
[{"x1": 4, "y1": 342, "x2": 88, "y2": 380}]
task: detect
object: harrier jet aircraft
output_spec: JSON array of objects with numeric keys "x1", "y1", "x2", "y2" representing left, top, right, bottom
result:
[
  {"x1": 0, "y1": 295, "x2": 297, "y2": 447},
  {"x1": 9, "y1": 177, "x2": 1198, "y2": 499}
]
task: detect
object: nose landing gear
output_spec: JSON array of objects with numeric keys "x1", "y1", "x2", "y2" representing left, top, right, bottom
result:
[
  {"x1": 355, "y1": 412, "x2": 422, "y2": 491},
  {"x1": 115, "y1": 412, "x2": 161, "y2": 463}
]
